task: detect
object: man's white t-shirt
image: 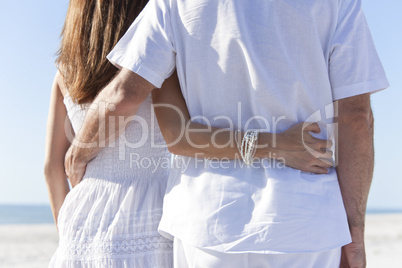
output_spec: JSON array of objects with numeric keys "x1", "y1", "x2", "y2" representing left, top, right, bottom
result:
[{"x1": 108, "y1": 0, "x2": 389, "y2": 253}]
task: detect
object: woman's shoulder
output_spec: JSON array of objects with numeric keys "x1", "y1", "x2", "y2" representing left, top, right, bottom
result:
[{"x1": 55, "y1": 70, "x2": 68, "y2": 97}]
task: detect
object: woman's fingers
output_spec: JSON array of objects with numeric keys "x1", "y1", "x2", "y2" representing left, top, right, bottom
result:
[
  {"x1": 305, "y1": 165, "x2": 329, "y2": 174},
  {"x1": 278, "y1": 121, "x2": 336, "y2": 174},
  {"x1": 321, "y1": 149, "x2": 333, "y2": 159},
  {"x1": 316, "y1": 158, "x2": 334, "y2": 168},
  {"x1": 303, "y1": 122, "x2": 321, "y2": 134},
  {"x1": 294, "y1": 150, "x2": 334, "y2": 174},
  {"x1": 304, "y1": 133, "x2": 333, "y2": 150}
]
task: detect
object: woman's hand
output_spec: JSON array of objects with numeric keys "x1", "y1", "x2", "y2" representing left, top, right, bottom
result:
[{"x1": 268, "y1": 122, "x2": 334, "y2": 174}]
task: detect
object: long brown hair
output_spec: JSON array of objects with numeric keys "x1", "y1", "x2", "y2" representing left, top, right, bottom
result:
[{"x1": 57, "y1": 0, "x2": 148, "y2": 104}]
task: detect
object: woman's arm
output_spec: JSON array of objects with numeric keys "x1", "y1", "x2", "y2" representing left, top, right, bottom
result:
[
  {"x1": 152, "y1": 72, "x2": 333, "y2": 174},
  {"x1": 44, "y1": 71, "x2": 72, "y2": 226}
]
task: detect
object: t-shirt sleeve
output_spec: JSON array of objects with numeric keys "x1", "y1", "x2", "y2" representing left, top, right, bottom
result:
[
  {"x1": 329, "y1": 0, "x2": 389, "y2": 100},
  {"x1": 107, "y1": 0, "x2": 176, "y2": 88}
]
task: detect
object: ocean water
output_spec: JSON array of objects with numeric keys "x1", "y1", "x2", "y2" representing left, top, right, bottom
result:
[
  {"x1": 0, "y1": 204, "x2": 401, "y2": 225},
  {"x1": 0, "y1": 205, "x2": 54, "y2": 225}
]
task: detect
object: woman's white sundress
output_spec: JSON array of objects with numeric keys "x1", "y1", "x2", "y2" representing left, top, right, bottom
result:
[{"x1": 49, "y1": 93, "x2": 173, "y2": 267}]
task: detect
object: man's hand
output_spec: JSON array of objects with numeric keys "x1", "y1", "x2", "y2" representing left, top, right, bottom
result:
[
  {"x1": 62, "y1": 69, "x2": 154, "y2": 187},
  {"x1": 340, "y1": 240, "x2": 366, "y2": 268},
  {"x1": 64, "y1": 145, "x2": 87, "y2": 187},
  {"x1": 272, "y1": 122, "x2": 334, "y2": 174}
]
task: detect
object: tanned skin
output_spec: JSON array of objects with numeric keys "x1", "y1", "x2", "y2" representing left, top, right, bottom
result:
[
  {"x1": 44, "y1": 71, "x2": 72, "y2": 227},
  {"x1": 65, "y1": 69, "x2": 334, "y2": 186},
  {"x1": 336, "y1": 93, "x2": 374, "y2": 268},
  {"x1": 64, "y1": 69, "x2": 372, "y2": 267}
]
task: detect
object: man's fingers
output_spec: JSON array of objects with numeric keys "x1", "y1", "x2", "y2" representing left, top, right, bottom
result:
[
  {"x1": 69, "y1": 176, "x2": 80, "y2": 188},
  {"x1": 340, "y1": 247, "x2": 350, "y2": 268},
  {"x1": 71, "y1": 179, "x2": 78, "y2": 188},
  {"x1": 64, "y1": 147, "x2": 87, "y2": 188}
]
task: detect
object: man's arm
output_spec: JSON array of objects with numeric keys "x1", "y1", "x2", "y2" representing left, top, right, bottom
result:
[
  {"x1": 336, "y1": 93, "x2": 374, "y2": 268},
  {"x1": 64, "y1": 68, "x2": 155, "y2": 186}
]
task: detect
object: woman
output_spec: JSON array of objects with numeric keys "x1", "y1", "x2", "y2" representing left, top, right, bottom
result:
[{"x1": 44, "y1": 0, "x2": 173, "y2": 266}]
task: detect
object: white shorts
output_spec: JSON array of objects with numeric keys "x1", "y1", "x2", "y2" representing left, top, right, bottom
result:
[{"x1": 174, "y1": 237, "x2": 341, "y2": 268}]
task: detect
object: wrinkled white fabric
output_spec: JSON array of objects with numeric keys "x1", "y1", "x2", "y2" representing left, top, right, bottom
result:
[
  {"x1": 173, "y1": 237, "x2": 341, "y2": 268},
  {"x1": 108, "y1": 0, "x2": 389, "y2": 254},
  {"x1": 49, "y1": 93, "x2": 173, "y2": 267}
]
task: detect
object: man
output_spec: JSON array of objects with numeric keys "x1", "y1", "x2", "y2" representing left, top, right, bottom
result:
[{"x1": 65, "y1": 0, "x2": 388, "y2": 267}]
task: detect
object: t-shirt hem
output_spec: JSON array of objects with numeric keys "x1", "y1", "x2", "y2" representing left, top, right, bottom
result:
[
  {"x1": 158, "y1": 227, "x2": 174, "y2": 242},
  {"x1": 158, "y1": 225, "x2": 352, "y2": 254},
  {"x1": 211, "y1": 239, "x2": 352, "y2": 255},
  {"x1": 332, "y1": 78, "x2": 390, "y2": 101},
  {"x1": 107, "y1": 54, "x2": 166, "y2": 88}
]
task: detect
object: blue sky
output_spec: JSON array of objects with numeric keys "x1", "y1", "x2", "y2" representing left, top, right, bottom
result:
[{"x1": 0, "y1": 0, "x2": 400, "y2": 209}]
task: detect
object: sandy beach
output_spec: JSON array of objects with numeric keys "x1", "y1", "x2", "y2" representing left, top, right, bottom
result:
[
  {"x1": 365, "y1": 213, "x2": 402, "y2": 267},
  {"x1": 0, "y1": 213, "x2": 401, "y2": 267}
]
